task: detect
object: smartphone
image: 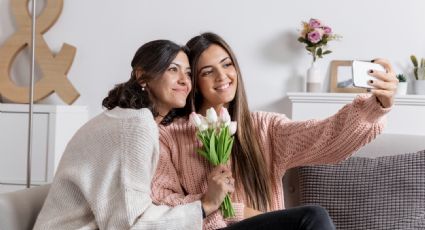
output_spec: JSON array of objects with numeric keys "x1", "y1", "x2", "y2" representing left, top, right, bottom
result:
[{"x1": 352, "y1": 60, "x2": 385, "y2": 89}]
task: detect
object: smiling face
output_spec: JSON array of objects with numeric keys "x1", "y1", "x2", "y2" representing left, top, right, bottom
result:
[
  {"x1": 147, "y1": 51, "x2": 192, "y2": 116},
  {"x1": 196, "y1": 44, "x2": 238, "y2": 112}
]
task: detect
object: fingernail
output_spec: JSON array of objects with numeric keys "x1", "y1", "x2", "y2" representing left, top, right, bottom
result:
[
  {"x1": 371, "y1": 59, "x2": 375, "y2": 63},
  {"x1": 368, "y1": 80, "x2": 374, "y2": 84},
  {"x1": 369, "y1": 70, "x2": 374, "y2": 74}
]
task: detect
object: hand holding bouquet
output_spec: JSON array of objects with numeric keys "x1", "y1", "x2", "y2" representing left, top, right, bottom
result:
[{"x1": 190, "y1": 107, "x2": 237, "y2": 218}]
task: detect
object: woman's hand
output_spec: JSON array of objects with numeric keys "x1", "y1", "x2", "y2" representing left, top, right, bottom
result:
[
  {"x1": 201, "y1": 165, "x2": 235, "y2": 216},
  {"x1": 367, "y1": 58, "x2": 399, "y2": 108},
  {"x1": 244, "y1": 206, "x2": 263, "y2": 219}
]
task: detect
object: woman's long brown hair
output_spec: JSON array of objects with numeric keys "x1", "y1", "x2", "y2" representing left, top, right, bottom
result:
[{"x1": 186, "y1": 32, "x2": 272, "y2": 211}]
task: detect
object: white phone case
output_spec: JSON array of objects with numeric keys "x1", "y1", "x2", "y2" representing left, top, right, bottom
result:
[{"x1": 352, "y1": 60, "x2": 385, "y2": 89}]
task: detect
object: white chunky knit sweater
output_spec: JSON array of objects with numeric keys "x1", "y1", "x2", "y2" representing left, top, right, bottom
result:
[{"x1": 34, "y1": 107, "x2": 202, "y2": 230}]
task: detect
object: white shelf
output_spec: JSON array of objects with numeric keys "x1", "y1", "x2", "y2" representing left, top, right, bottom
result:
[
  {"x1": 286, "y1": 92, "x2": 425, "y2": 136},
  {"x1": 287, "y1": 92, "x2": 425, "y2": 105},
  {"x1": 0, "y1": 103, "x2": 88, "y2": 113},
  {"x1": 0, "y1": 103, "x2": 88, "y2": 193}
]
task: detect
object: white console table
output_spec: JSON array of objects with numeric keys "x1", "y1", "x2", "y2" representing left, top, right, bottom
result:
[
  {"x1": 0, "y1": 104, "x2": 88, "y2": 193},
  {"x1": 287, "y1": 93, "x2": 425, "y2": 136}
]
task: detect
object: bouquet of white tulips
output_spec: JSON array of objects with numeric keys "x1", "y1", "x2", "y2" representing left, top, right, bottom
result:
[{"x1": 190, "y1": 107, "x2": 237, "y2": 218}]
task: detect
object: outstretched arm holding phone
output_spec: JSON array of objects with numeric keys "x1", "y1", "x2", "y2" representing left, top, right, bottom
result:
[{"x1": 353, "y1": 58, "x2": 399, "y2": 108}]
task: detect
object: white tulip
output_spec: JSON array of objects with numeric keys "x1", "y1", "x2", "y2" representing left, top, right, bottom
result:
[
  {"x1": 199, "y1": 123, "x2": 208, "y2": 132},
  {"x1": 219, "y1": 107, "x2": 231, "y2": 126},
  {"x1": 229, "y1": 121, "x2": 237, "y2": 135},
  {"x1": 206, "y1": 108, "x2": 218, "y2": 124},
  {"x1": 190, "y1": 112, "x2": 202, "y2": 128},
  {"x1": 199, "y1": 116, "x2": 209, "y2": 131}
]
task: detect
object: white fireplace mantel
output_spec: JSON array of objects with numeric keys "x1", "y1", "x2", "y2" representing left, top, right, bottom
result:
[{"x1": 286, "y1": 92, "x2": 425, "y2": 136}]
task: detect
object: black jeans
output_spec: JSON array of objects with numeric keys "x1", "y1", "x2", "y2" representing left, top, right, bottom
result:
[{"x1": 221, "y1": 205, "x2": 335, "y2": 230}]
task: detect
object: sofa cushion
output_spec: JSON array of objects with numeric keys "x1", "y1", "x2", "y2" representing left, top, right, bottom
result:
[
  {"x1": 0, "y1": 184, "x2": 50, "y2": 230},
  {"x1": 297, "y1": 150, "x2": 425, "y2": 230}
]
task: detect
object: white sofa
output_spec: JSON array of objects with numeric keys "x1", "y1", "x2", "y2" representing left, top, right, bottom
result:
[
  {"x1": 1, "y1": 134, "x2": 424, "y2": 230},
  {"x1": 0, "y1": 184, "x2": 50, "y2": 230}
]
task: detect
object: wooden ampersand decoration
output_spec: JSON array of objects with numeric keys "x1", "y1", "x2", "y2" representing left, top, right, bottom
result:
[{"x1": 0, "y1": 0, "x2": 79, "y2": 104}]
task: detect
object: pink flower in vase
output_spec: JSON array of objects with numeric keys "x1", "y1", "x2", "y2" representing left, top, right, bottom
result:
[
  {"x1": 307, "y1": 28, "x2": 323, "y2": 44},
  {"x1": 297, "y1": 18, "x2": 341, "y2": 63},
  {"x1": 322, "y1": 26, "x2": 332, "y2": 35},
  {"x1": 308, "y1": 18, "x2": 322, "y2": 28}
]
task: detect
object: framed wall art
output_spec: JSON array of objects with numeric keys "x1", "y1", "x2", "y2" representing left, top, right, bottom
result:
[{"x1": 329, "y1": 60, "x2": 366, "y2": 93}]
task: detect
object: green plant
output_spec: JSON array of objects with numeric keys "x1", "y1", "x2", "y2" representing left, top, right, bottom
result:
[
  {"x1": 397, "y1": 74, "x2": 407, "y2": 82},
  {"x1": 410, "y1": 55, "x2": 425, "y2": 80}
]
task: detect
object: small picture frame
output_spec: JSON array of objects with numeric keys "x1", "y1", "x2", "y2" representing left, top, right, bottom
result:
[{"x1": 330, "y1": 60, "x2": 366, "y2": 93}]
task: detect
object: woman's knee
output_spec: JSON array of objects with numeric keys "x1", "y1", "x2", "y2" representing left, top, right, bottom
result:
[
  {"x1": 303, "y1": 205, "x2": 329, "y2": 217},
  {"x1": 300, "y1": 205, "x2": 335, "y2": 229}
]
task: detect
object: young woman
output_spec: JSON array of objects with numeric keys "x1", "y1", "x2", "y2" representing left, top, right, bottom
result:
[
  {"x1": 151, "y1": 33, "x2": 398, "y2": 230},
  {"x1": 34, "y1": 40, "x2": 234, "y2": 230}
]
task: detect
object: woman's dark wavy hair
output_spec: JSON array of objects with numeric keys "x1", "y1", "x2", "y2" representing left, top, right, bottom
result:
[
  {"x1": 102, "y1": 40, "x2": 191, "y2": 125},
  {"x1": 186, "y1": 32, "x2": 273, "y2": 211}
]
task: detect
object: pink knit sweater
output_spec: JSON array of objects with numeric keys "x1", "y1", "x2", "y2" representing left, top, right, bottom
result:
[{"x1": 151, "y1": 94, "x2": 390, "y2": 229}]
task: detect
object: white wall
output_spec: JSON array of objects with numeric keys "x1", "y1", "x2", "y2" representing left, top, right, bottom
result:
[{"x1": 1, "y1": 0, "x2": 425, "y2": 117}]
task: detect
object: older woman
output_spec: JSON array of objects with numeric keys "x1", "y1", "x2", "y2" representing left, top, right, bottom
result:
[{"x1": 34, "y1": 39, "x2": 233, "y2": 230}]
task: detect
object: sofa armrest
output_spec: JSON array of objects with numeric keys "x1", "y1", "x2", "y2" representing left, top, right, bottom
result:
[
  {"x1": 283, "y1": 168, "x2": 300, "y2": 208},
  {"x1": 0, "y1": 184, "x2": 50, "y2": 230}
]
